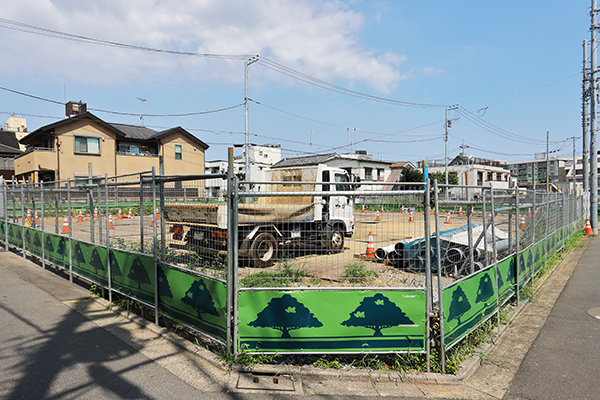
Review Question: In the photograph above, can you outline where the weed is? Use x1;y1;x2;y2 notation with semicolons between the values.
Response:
240;261;308;288
312;356;343;369
341;262;378;284
218;344;279;368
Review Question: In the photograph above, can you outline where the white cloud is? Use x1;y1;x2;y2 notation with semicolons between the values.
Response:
1;0;405;93
422;66;445;76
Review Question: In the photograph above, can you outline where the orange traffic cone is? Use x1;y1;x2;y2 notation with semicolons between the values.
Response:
61;215;69;234
381;205;384;213
26;208;32;223
445;213;451;224
34;210;39;224
376;210;381;221
155;207;160;219
366;232;375;258
361;204;365;213
93;207;99;221
77;209;84;222
527;208;532;217
117;208;123;220
519;214;526;229
458;206;463;217
409;210;414;222
401;205;405;214
585;218;593;235
108;213;114;229
128;207;133;219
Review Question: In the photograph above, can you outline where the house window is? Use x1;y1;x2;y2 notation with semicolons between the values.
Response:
364;167;373;181
175;145;182;160
74;136;100;154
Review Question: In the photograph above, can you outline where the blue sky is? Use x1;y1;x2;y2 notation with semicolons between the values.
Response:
0;1;591;164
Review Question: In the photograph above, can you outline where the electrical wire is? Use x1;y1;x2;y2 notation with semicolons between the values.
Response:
0;18;252;60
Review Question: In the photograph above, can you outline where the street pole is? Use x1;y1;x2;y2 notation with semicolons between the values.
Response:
546;131;550;190
591;0;598;233
583;40;590;193
244;56;259;185
571;136;577;184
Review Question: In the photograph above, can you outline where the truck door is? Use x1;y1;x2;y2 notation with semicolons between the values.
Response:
331;172;353;231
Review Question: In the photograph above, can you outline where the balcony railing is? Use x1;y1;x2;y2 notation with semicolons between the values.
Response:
116;151;159;157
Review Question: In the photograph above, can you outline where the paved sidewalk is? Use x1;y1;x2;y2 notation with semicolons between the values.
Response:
504;235;600;400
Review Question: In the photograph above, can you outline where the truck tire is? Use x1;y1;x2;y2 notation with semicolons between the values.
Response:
249;232;278;268
327;227;345;254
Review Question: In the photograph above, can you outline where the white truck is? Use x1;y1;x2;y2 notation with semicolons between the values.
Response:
164;165;356;267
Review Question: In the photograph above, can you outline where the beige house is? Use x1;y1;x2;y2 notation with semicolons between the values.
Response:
14;112;208;183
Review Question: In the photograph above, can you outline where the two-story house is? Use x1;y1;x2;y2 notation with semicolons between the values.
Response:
14;110;208;183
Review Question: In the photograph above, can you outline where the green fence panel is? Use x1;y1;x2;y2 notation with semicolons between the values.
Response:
534;241;544;271
518;246;534;289
239;289;426;353
497;256;516;305
157;263;227;342
7;222;22;248
24;227;43;258
443;267;498;348
43;232;69;269
71;240;108;286
109;249;155;305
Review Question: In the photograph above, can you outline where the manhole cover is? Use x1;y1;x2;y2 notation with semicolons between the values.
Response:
237;372;295;392
586;307;600;320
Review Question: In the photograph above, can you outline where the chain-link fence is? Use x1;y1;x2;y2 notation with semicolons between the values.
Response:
0;169;587;371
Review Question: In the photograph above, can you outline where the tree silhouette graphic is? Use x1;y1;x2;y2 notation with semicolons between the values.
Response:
341;293;414;337
447;286;471;325
248;294;322;338
519;254;526;274
45;235;54;253
33;232;41;248
109;251;122;277
89;248;106;275
127;257;151;289
527;251;533;271
73;243;86;267
181;279;218;320
476;274;494;303
25;230;32;247
158;268;173;298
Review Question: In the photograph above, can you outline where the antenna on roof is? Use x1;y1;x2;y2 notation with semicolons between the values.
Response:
137;97;147;126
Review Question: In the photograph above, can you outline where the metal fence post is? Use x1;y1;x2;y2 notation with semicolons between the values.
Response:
67;178;73;283
490;187;500;332
41;182;45;269
105;174;112;304
3;182;8;251
226;147;235;354
152;167;159;326
140;172;144;254
20;184;25;258
514;183;520;303
433;180;445;372
424;178;432;372
532;185;536;279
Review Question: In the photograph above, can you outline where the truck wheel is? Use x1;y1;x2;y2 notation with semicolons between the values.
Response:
327;227;345;254
249;232;278;268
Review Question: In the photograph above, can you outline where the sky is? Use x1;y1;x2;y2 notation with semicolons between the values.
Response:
0;0;592;165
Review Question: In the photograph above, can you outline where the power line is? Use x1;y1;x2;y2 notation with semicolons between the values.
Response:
0;18;252;60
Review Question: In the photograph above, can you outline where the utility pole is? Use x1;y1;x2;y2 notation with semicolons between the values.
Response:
591;0;598;233
244;55;259;185
546;131;550;189
444;105;459;188
583;40;590;193
570;136;578;183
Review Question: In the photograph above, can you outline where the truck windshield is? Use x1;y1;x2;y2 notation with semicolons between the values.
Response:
335;174;351;191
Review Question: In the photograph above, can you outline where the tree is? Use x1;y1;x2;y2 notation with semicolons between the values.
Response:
248;294;322;338
181;279;218;319
341;293;414;337
447;286;471;325
476;273;494;303
429;171;458;185
127;257;151;289
399;167;424;190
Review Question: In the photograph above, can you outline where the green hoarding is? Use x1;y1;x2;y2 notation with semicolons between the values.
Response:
109;249;155;305
43;232;69;269
158;263;227;342
443;267;498;348
239;290;426;353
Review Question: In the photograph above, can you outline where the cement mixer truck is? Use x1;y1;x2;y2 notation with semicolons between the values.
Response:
164;165;357;267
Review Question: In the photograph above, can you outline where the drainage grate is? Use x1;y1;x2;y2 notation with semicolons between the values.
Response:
237;372;295;391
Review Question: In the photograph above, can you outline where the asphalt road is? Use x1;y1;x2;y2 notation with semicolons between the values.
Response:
504;236;600;399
